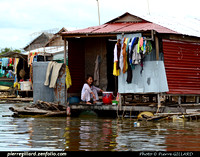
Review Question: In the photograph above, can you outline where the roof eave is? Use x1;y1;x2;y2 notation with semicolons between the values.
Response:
61;30;157;39
62;32;117;39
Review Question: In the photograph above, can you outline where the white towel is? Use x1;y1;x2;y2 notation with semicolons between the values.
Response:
44;61;56;86
49;63;63;88
44;61;63;88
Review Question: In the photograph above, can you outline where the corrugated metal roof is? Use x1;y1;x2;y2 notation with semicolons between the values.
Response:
116;22;177;34
62;12;179;37
163;39;200;94
23;46;65;55
62;22;178;36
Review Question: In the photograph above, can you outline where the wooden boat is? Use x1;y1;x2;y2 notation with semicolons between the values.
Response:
9;100;66;117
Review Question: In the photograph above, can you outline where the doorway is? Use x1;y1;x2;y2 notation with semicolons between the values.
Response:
106;39;118;94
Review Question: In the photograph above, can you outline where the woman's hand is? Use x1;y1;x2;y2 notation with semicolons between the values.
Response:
91;92;96;100
100;89;104;92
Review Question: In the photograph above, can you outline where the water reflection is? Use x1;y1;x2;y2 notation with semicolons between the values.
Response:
1;104;200;151
64;117;116;151
0;103;66;151
165;121;200;151
63;118;200;151
64;118;166;151
0;116;66;151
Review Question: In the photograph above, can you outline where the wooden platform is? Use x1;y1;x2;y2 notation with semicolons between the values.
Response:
70;104;159;112
0;97;33;102
69;103;193;117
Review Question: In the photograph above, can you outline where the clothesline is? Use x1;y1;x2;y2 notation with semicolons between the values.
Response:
113;36;153;84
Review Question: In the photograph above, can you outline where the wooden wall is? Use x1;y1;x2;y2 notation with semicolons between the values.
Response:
67;37;108;95
85;38;107;90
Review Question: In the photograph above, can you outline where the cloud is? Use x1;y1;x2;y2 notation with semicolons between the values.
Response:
0;0;200;49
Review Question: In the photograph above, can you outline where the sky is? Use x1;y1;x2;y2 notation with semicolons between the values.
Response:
0;0;200;50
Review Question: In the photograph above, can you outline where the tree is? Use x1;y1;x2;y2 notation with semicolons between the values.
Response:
0;47;21;55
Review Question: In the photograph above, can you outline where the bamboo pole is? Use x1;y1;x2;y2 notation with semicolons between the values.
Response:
96;0;100;25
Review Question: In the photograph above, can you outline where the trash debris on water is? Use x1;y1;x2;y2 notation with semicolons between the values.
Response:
172;115;185;122
134;122;140;127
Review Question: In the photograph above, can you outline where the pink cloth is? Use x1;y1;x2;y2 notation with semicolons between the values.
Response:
139;37;143;47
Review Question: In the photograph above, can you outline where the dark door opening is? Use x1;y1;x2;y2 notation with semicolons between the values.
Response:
106;39;118;94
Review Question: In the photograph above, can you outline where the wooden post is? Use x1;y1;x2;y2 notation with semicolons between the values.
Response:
64;38;67;107
178;96;181;105
149;95;153;102
169;96;172;102
43;47;46;61
119;93;122;110
64;38;67;65
157;93;161;107
155;35;159;61
196;96;199;104
156;93;161;113
183;96;187;103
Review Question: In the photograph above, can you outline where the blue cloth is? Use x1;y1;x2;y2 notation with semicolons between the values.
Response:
2;58;8;68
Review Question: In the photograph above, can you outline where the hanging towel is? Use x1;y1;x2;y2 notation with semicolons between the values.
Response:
129;37;138;66
132;44;141;64
139;37;144;47
66;65;72;89
94;55;100;86
126;38;133;83
122;38;128;73
119;38;125;72
113;44;118;62
14;58;19;74
2;58;9;68
49;63;63;88
44;61;56;86
146;41;152;54
116;39;121;70
113;62;120;76
143;38;147;54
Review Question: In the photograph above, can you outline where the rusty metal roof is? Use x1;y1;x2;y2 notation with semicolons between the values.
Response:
62;22;178;36
62;12;179;37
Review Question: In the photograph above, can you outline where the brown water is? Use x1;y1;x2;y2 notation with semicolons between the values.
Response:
1;103;200;151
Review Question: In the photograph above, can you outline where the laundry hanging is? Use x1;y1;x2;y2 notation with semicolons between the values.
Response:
113;35;153;83
44;61;63;88
66;65;72;89
122;38;128;73
28;52;39;66
94;55;101;86
113;39;121;76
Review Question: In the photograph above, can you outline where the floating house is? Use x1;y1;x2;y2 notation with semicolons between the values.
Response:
61;12;200;115
44;27;68;62
25;28;68;106
24;32;54;51
0;52;29;88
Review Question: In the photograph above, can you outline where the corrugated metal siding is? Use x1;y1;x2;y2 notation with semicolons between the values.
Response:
33;62;54;103
54;65;66;105
33;62;66;106
163;39;200;94
67;39;85;93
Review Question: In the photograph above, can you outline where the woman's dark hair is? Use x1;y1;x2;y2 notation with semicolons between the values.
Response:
86;74;93;81
85;74;94;86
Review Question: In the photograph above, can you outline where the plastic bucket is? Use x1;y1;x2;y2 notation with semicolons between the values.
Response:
68;96;80;104
19;81;32;91
102;92;113;104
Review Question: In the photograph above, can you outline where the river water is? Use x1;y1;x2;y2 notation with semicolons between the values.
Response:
0;103;200;151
